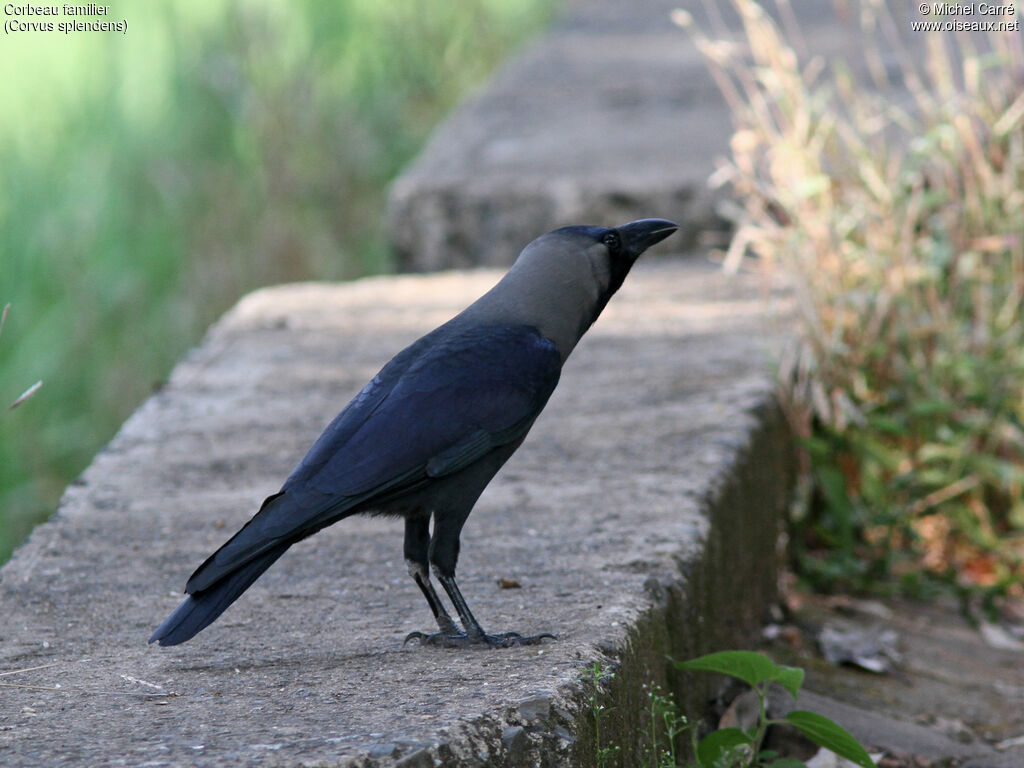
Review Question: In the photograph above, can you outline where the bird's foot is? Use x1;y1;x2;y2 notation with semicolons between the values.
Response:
404;630;555;649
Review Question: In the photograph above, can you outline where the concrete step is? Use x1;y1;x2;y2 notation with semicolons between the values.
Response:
385;0;891;271
387;0;732;270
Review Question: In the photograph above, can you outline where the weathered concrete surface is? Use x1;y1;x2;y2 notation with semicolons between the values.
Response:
0;259;792;766
386;0;900;271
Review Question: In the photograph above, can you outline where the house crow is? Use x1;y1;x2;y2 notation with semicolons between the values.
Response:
150;217;678;648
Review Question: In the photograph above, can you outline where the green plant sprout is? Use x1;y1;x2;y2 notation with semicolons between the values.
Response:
674;651;874;768
586;660;622;768
644;684;687;768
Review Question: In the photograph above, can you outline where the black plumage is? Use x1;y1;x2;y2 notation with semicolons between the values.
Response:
150;218;677;648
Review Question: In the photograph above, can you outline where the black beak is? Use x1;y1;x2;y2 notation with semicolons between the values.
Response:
617;218;679;257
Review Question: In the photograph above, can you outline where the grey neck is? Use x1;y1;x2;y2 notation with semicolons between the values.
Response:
461;248;605;361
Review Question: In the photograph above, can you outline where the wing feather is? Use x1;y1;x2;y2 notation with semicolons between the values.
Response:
185;323;561;592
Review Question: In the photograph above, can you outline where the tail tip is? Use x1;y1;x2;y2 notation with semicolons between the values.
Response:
148;594;197;647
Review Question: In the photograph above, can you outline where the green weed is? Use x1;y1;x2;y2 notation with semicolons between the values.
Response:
586;660;622;768
643;684;687;768
674;651;874;768
584;652;872;767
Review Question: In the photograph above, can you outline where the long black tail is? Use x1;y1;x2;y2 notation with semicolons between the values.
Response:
149;541;291;646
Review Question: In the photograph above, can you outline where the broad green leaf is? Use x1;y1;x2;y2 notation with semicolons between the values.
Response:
675;651;804;698
771;664;805;700
785;710;874;768
675;651;777;689
695;728;752;766
765;759;808;768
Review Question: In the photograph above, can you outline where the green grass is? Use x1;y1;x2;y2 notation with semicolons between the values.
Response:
0;0;553;564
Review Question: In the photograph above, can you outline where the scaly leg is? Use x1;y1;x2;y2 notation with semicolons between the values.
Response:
402;516;459;639
407;512;554;648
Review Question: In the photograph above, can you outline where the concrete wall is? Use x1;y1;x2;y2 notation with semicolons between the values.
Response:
0;0;805;765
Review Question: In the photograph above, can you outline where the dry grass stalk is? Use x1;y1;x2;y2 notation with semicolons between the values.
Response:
679;1;1024;594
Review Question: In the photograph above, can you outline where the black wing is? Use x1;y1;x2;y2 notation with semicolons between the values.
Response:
186;322;561;593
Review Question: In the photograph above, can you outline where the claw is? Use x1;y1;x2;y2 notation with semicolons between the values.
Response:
495;632;555;647
404;630;556;649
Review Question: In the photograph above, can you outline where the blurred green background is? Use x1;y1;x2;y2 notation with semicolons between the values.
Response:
0;0;552;564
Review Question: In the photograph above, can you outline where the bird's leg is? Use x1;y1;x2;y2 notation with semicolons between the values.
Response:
428;568;554;648
434;567;486;640
408;515;554;649
407;561;460;636
402;516;460;642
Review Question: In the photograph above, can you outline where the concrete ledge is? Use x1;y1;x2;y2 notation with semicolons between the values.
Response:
0;259;792;766
386;0;734;270
385;0;899;272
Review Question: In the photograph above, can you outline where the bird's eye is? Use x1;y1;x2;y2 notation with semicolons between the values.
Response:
602;232;620;253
